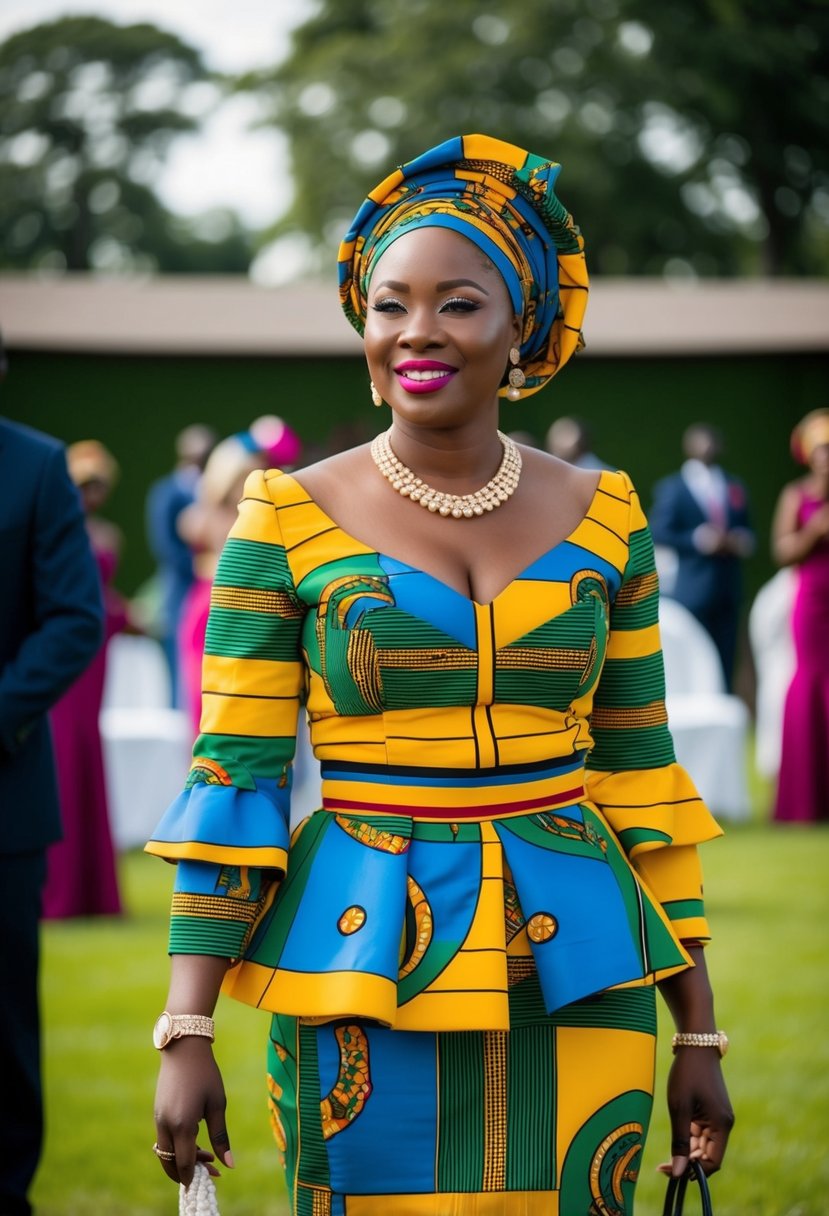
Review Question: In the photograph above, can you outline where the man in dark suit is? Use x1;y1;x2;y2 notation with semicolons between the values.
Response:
650;422;754;691
0;364;103;1212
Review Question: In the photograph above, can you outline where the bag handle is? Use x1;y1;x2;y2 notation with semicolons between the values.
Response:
662;1160;714;1216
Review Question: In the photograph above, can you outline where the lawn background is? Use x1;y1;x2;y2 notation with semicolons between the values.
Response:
33;801;829;1214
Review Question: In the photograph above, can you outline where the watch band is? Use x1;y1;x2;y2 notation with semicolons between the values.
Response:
153;1011;215;1050
671;1030;728;1057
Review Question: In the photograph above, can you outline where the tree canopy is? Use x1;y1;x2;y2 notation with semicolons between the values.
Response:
257;0;829;277
0;16;254;273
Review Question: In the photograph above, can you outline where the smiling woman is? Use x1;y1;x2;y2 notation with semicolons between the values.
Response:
146;134;733;1215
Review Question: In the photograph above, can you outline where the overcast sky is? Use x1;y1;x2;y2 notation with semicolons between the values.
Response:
0;0;312;227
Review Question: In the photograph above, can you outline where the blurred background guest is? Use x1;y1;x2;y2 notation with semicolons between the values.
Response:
545;414;610;469
145;424;217;707
43;440;128;919
650;423;754;691
771;409;829;823
176;420;302;734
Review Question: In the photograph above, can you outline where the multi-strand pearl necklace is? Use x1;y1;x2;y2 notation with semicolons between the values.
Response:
370;429;522;519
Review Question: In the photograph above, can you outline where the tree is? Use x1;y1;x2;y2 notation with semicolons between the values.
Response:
0;17;255;273
252;0;829;277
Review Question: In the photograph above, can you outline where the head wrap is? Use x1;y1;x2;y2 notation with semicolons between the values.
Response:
791;409;829;465
338;134;588;399
66;439;119;490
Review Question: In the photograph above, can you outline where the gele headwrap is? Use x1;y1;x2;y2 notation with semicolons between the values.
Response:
337;133;589;399
791;409;829;465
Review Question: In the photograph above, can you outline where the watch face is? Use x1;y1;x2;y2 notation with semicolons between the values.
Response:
153;1012;173;1050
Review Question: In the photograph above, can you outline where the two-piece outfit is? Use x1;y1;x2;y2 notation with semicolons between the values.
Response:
147;465;720;1214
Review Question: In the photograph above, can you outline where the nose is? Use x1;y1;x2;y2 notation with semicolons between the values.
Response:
397;305;444;351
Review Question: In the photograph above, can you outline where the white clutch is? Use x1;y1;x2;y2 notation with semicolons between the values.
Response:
179;1162;220;1216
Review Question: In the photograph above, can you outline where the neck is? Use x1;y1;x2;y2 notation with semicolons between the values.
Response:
388;418;504;487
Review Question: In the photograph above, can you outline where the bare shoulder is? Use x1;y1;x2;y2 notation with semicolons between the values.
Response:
518;445;607;513
286;445;370;496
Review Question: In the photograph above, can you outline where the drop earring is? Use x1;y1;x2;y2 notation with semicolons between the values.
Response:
507;348;525;401
370;381;383;407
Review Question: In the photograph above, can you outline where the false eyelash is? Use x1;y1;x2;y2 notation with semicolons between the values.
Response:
372;297;405;312
440;297;479;312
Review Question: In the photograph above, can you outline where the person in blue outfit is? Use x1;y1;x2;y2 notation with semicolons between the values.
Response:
145;424;217;706
650;422;754;690
0;366;104;1212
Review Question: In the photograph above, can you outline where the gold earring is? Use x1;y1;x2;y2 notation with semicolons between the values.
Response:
507;348;525;401
370;381;383;408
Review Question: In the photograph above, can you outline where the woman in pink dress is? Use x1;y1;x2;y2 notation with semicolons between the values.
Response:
43;441;126;917
772;409;829;822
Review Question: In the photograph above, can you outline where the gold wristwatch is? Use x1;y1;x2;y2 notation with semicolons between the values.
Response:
671;1030;729;1058
153;1011;215;1050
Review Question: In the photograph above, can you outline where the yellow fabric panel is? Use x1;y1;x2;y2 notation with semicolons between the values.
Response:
605;622;661;660
200;689;300;739
568;516;628;573
585;765;722;852
393;989;510;1032
368;165;404;204
554;1024;656;1185
145;841;288;870
222;963;398;1024
201;653;299;699
668;915;710;943
464;133;528;170
345;1189;558;1214
492;582;573;648
634;844;704;907
229;472;281;543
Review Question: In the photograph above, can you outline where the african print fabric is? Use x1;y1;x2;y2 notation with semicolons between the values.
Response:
146;465;722;1210
269;985;657;1215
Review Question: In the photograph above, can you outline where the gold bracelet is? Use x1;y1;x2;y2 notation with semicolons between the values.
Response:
671;1030;728;1058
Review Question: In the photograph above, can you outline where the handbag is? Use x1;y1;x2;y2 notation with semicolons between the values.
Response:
662;1160;714;1216
179;1162;220;1216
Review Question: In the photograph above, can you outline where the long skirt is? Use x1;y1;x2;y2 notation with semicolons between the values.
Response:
267;981;656;1215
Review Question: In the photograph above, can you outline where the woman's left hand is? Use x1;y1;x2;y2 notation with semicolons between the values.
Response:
658;1048;734;1177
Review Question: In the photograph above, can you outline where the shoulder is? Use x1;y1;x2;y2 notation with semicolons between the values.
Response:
0;417;64;463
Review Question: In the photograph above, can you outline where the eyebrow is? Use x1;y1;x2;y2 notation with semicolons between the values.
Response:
373;278;490;296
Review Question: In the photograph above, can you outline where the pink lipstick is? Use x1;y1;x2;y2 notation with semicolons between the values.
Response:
394;359;458;395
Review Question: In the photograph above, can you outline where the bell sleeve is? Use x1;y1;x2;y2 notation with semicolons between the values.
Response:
584;472;723;945
145;469;306;959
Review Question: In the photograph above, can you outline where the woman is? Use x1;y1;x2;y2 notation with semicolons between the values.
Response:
44;440;126;918
148;135;733;1213
771;408;829;823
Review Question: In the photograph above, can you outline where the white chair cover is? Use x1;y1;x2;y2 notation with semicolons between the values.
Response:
748;569;796;779
658;596;751;820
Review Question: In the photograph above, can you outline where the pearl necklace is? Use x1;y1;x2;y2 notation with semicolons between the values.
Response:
370;429;522;518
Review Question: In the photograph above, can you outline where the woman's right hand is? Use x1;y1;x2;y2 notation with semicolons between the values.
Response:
153;1037;233;1188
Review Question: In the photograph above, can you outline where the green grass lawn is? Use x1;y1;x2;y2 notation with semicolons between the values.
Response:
33;820;829;1215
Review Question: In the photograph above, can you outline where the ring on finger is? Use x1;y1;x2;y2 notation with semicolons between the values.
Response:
153;1142;176;1161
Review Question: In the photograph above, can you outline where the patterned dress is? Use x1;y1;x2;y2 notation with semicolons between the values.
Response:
147;467;721;1215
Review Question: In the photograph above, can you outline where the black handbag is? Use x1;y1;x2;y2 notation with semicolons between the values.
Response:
662;1160;713;1216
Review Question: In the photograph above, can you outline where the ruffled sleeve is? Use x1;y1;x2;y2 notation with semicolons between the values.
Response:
585;471;722;944
145;469;306;959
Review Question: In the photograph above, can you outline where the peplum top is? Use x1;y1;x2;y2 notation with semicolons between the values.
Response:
146;466;722;1032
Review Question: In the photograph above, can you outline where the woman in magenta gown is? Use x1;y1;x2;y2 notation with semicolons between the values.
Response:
43;441;126;918
772;409;829;823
